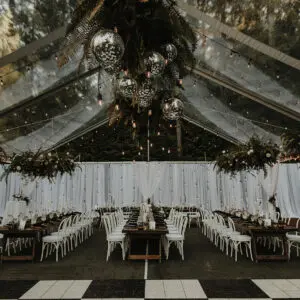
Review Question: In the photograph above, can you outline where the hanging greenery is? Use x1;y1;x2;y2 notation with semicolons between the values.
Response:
281;132;300;156
215;136;280;176
0;150;77;181
57;0;196;130
280;132;300;163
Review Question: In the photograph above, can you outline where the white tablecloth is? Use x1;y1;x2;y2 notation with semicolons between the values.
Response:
1;200;28;225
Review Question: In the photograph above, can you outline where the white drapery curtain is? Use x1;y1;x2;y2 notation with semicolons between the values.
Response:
0;162;299;217
135;162;166;201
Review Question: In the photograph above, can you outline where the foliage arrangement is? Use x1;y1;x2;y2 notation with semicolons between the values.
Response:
0;150;77;181
215;136;280;176
58;0;197;130
280;133;300;163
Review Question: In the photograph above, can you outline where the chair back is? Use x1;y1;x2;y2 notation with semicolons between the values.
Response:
102;216;110;237
296;218;300;229
228;217;236;232
180;216;188;236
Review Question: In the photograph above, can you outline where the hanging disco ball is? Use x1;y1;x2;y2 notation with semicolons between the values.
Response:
117;77;137;98
161;43;177;63
104;60;122;75
137;80;156;108
143;52;165;77
90;29;125;69
162;98;184;120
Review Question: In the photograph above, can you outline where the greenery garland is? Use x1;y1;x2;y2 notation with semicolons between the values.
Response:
0;150;77;181
215;136;280;176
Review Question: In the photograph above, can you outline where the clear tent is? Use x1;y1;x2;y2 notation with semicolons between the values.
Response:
0;0;299;154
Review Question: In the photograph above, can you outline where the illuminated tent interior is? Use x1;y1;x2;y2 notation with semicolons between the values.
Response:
0;0;299;158
1;1;300;280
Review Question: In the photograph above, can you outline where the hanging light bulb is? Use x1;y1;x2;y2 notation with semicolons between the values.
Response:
157;131;161;136
0;78;4;86
132;122;137;128
138;152;141;156
247;59;251;68
148;110;152;116
140;146;143;150
150;143;153;147
168;149;171;154
97;93;103;106
229;51;233;58
146;71;151;78
115;104;120;111
122;151;125;155
162;147;165;151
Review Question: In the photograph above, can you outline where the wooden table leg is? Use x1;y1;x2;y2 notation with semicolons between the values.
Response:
32;238;36;262
159;238;161;263
252;235;258;263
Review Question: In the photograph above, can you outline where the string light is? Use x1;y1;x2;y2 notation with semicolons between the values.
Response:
97;93;103;106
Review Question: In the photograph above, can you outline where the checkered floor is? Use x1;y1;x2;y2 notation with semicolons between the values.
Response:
1;279;300;299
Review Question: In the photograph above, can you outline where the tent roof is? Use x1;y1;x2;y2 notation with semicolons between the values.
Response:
0;0;299;154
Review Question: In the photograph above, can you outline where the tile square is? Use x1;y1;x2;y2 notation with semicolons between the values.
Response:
252;280;289;298
181;279;207;299
83;280;145;298
163;280;185;299
0;280;38;299
62;280;92;299
42;280;74;299
145;280;165;299
20;281;56;299
271;280;300;291
288;280;300;289
200;280;268;298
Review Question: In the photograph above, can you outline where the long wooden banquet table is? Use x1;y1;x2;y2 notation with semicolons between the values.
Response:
0;215;74;262
215;211;298;262
122;209;168;262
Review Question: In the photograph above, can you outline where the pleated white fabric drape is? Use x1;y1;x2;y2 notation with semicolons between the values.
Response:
0;162;299;217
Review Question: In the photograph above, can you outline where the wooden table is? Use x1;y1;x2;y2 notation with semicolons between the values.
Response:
237;223;297;262
0;228;43;261
215;211;298;262
122;212;168;262
0;219;63;262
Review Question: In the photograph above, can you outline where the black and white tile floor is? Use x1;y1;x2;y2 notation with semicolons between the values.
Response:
2;279;300;299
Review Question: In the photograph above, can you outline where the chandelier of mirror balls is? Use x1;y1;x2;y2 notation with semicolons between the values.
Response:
162;98;184;120
91;29;125;70
137;79;156;108
91;29;183;119
117;77;137;98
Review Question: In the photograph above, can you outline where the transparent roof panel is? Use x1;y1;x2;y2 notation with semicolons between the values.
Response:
0;1;299;153
186;0;300;58
0;70;112;153
0;0;76;50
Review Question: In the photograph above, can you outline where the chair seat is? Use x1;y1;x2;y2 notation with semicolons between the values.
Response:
166;234;184;241
43;235;64;243
221;230;241;236
107;234;126;242
230;234;251;242
287;234;300;242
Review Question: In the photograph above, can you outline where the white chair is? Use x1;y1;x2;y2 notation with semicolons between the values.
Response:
227;217;253;262
40;218;67;262
164;216;188;260
188;211;200;228
103;215;127;261
286;218;300;259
